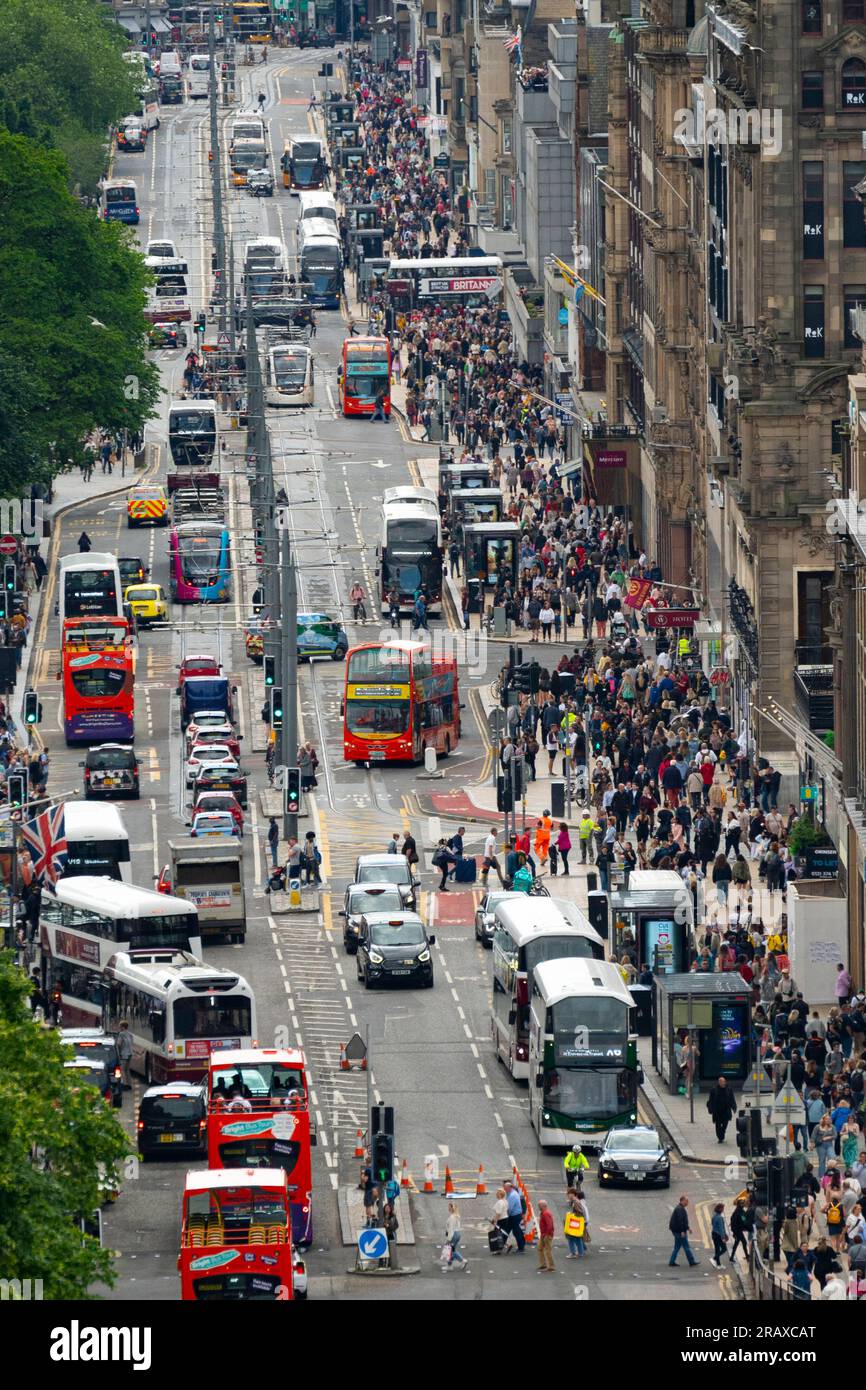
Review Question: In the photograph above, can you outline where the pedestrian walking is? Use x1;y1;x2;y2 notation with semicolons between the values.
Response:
706;1075;737;1143
442;1202;469;1271
536;1199;555;1272
564;1190;588;1258
504;1180;526;1252
710;1202;728;1268
267;816;280;869
555;822;571;875
668;1194;700;1267
115;1020;133;1090
728;1197;753;1263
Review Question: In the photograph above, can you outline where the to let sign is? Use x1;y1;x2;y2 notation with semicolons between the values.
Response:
644;608;701;630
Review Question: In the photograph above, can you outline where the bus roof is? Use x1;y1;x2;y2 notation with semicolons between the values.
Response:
383;486;438;508
532;957;635;1008
493;896;603;948
64;803;129;843
184;1168;288;1194
105;951;245;994
102;177;137;191
48;876;196;919
383;502;440;521
388;255;502;272
350;639;429;656
169;399;217;415
59;552;119;570
208;1048;306;1070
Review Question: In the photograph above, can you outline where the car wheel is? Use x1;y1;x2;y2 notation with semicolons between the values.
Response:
132;787;141;800
424;976;434;988
333;646;347;661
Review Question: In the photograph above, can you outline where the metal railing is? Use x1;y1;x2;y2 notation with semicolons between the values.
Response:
750;1242;810;1301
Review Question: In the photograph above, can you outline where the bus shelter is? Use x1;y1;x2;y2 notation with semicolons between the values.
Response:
440;461;491;498
608;869;694;975
449;488;502;523
462;522;520;607
350;227;384;272
652;972;752;1095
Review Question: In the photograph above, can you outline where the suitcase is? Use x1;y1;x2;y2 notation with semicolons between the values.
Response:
488;1227;507;1254
454;856;477;884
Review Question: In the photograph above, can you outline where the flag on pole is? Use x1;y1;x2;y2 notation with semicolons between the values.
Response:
503;26;522;54
624;578;653;611
22;803;67;884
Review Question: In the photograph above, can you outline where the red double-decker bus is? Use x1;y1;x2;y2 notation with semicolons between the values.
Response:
339;336;391;417
61;618;135;745
343;640;461;764
206;1049;314;1248
179;1169;307;1301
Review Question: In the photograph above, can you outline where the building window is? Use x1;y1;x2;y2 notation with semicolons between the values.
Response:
801;71;824;109
843;0;865;19
454;76;465;123
484;169;495;206
842;58;866;108
708;373;726;426
501;174;513;228
843;162;866;247
501;119;512;154
804;286;825;358
802;0;822;32
424;10;437;26
803;161;825;260
831;419;844;456
797;571;831;661
844;287;866;348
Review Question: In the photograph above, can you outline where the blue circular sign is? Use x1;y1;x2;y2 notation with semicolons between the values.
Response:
357;1228;388;1260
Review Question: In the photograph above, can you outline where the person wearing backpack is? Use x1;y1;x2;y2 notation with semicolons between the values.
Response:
824;1185;846;1254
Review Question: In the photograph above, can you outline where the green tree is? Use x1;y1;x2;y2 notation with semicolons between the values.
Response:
0;954;131;1296
0;130;160;494
0;0;139;192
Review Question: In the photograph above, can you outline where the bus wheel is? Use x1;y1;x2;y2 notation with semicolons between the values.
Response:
442;736;451;759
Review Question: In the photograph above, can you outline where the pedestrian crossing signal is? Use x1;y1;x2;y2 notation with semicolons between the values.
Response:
284;767;300;817
269;687;283;728
24;690;40;726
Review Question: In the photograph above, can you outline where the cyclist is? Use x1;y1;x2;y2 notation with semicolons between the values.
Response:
386;584;400;628
511;857;534;894
349;581;367;621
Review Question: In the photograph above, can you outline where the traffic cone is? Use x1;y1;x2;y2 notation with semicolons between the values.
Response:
400;1158;411;1190
475;1164;487;1196
354;1129;365;1159
523;1196;537;1244
339;1043;349;1072
443;1165;454;1195
422;1159;435;1193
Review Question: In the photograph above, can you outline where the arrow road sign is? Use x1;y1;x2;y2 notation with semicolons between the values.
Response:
357;1228;388;1260
344;1032;368;1064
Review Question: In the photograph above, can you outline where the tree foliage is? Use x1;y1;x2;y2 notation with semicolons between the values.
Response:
0;130;160;494
0;954;131;1296
0;0;139;192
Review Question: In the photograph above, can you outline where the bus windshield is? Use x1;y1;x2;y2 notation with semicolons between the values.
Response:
543;1067;635;1120
273;350;308;387
524;935;598;973
173;997;252;1039
211;1062;306;1101
386;517;438;546
170;410;215;435
71;668;128;699
347;648;411;682
293;141;321;162
345;697;409;736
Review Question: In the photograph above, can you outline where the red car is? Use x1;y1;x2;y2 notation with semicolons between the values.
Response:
185;727;242;760
192;790;245;834
177;654;223;686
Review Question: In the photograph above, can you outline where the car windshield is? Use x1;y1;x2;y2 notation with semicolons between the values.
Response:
63;1038;117;1066
358;862;408;887
369;920;425;947
69;1064;107;1090
141;1094;203;1121
609;1132;660;1152
349;887;403;914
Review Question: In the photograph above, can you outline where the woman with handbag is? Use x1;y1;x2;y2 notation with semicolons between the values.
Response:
442;1203;469;1273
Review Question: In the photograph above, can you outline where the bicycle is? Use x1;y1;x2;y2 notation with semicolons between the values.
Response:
351;596;367;622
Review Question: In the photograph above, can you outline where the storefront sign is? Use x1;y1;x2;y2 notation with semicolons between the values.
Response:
644;608;700;630
593;449;626;469
805;844;839;879
415;48;428;87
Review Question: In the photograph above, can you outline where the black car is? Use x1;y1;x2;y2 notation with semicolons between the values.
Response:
137;1083;208;1160
597;1126;671;1188
340;882;405;953
356;911;435;989
82;743;140;799
118;556;149;587
60;1029;123;1107
148;321;187;350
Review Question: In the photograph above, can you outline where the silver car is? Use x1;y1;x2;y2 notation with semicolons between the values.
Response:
597;1126;671;1188
473;890;522;947
340;882;405;954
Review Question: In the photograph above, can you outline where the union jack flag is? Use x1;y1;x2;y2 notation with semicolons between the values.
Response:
503;28;522;54
22;804;67;884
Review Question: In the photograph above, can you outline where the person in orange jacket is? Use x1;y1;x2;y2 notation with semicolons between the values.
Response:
534;812;552;864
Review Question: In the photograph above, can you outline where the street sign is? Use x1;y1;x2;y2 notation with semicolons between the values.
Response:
770;1083;806;1125
554;392;574;423
344;1032;368;1065
217;332;230;347
0;536;17;556
357;1227;388;1260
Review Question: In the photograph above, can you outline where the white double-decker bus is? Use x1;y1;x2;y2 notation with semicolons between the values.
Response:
187;53;210;99
103;950;256;1084
144;256;191;323
58;553;123;627
40;877;201;1027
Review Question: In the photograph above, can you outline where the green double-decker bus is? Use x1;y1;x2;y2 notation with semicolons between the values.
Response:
528;957;639;1149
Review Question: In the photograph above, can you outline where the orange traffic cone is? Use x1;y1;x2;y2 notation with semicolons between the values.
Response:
400;1158;411;1189
339;1043;349;1071
475;1164;487;1196
523;1196;537;1244
354;1129;365;1159
443;1165;454;1195
422;1159;436;1193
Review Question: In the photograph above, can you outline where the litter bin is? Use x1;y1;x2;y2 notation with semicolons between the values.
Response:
630;983;653;1037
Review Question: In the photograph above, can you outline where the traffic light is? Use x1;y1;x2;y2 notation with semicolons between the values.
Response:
263;654;276;687
591;728;604;756
195;310;206;335
511;758;524;799
4;563;15;595
284;766;300;817
7;773;26;807
269;686;283;728
371;1132;394;1185
23;689;40;726
736;1107;762;1158
753;1156;784;1209
512;661;540;697
496;775;513;812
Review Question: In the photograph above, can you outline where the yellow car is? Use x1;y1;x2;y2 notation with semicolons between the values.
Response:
123;583;168;627
127;485;168;528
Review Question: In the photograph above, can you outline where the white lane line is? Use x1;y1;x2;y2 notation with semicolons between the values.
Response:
484;1084;494;1100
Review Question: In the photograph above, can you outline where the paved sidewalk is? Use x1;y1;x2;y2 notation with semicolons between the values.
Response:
638;1040;731;1164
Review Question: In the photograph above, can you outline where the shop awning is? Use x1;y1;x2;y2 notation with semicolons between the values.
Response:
117;17;141;35
151;17;171;33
